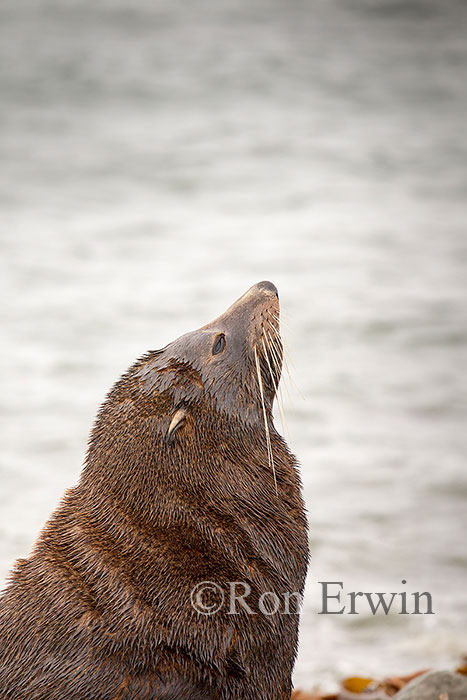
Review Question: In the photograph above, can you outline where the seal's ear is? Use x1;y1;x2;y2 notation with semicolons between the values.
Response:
167;408;188;445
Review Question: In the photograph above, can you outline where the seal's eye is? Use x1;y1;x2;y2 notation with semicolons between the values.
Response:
212;333;226;355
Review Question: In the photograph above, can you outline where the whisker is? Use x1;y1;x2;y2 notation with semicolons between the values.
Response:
266;312;301;405
266;331;293;412
254;345;277;495
266;329;294;404
261;337;288;437
268;321;283;344
268;323;304;401
265;329;283;375
270;313;291;331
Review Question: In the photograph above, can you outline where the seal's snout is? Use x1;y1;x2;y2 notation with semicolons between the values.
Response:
195;281;282;411
254;280;279;299
216;281;279;320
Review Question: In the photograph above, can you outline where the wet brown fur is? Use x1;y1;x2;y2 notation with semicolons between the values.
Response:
0;282;309;700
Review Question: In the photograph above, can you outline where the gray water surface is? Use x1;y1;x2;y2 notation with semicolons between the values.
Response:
1;0;466;691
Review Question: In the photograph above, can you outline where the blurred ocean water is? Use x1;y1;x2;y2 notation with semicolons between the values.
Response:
1;0;466;690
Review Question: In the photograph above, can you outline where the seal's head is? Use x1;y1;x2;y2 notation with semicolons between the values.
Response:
87;281;284;491
136;280;282;425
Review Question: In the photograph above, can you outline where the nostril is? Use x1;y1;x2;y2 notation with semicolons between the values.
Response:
255;281;279;299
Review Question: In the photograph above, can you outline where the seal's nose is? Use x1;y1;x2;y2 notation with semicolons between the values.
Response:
254;280;279;299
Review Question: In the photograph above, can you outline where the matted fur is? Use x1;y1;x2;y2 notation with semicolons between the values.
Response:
0;281;309;700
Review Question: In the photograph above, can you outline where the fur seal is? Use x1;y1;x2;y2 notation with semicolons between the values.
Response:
0;281;309;700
